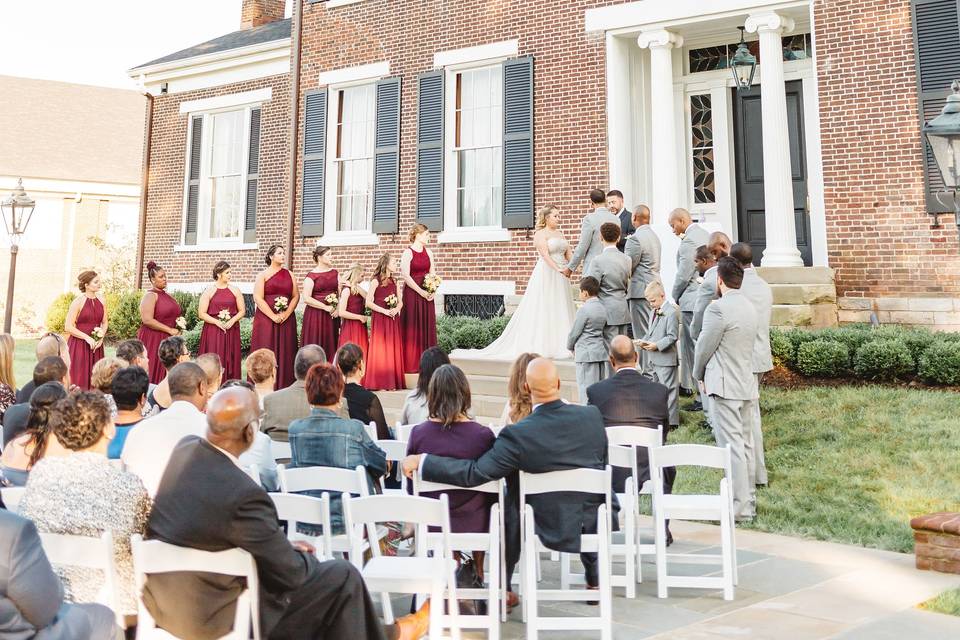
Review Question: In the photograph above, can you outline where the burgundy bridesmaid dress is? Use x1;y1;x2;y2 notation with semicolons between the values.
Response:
198;287;242;381
250;269;299;389
337;287;369;361
137;289;181;384
365;279;405;391
400;247;437;373
300;269;340;359
67;297;105;390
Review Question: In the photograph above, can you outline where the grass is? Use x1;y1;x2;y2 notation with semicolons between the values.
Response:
13;338;115;388
920;588;960;616
670;386;960;554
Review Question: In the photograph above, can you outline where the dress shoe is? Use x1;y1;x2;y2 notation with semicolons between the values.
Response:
505;591;520;614
679;387;695;397
689;400;703;412
395;600;430;640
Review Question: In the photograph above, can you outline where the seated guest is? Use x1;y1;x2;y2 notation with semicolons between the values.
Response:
0;382;68;487
16;332;71;404
0;509;120;638
122;362;208;497
0;334;17;420
19;391;151;621
144;387;423;640
107;367;149;460
403;358;613;595
144;336;190;416
500;352;540;425
115;338;150;374
261;344;338;442
401;347;450;426
3;356;70;447
90;357;125;416
337;343;389;439
195;353;224;404
220;379;279;492
245;348;277;408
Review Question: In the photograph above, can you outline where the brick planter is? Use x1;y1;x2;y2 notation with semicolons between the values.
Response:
910;512;960;574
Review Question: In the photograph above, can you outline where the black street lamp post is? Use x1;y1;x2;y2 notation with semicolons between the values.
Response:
0;180;36;333
922;81;960;247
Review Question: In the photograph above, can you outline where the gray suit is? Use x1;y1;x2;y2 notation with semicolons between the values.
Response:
642;300;680;427
673;223;710;390
692;289;759;519
624;225;662;341
0;510;119;640
587;247;632;377
568;207;622;274
739;268;774;486
262;380;348;442
567;297;609;402
691;265;718;340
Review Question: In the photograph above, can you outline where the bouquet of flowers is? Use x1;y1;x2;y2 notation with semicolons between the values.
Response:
324;293;339;312
274;296;289;313
218;309;232;325
176;316;187;331
90;326;104;342
422;273;442;294
384;294;399;310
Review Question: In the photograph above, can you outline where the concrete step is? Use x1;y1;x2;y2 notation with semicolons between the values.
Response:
770;283;837;305
756;266;835;285
450;355;578;382
772;303;838;328
378;390;508;418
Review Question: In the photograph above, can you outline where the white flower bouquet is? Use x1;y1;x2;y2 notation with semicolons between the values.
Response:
175;316;187;331
422;273;442;294
274;296;289;313
217;309;232;323
90;326;104;342
384;294;399;310
324;293;339;312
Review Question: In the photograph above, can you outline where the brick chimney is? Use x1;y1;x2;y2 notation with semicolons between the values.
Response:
240;0;285;29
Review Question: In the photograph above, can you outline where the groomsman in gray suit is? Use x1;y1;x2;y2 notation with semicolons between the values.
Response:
693;257;759;520
587;223;632;377
669;208;710;393
638;281;681;429
565;189;621;276
731;242;773;487
691;232;732;340
624;205;661;343
567;276;609;402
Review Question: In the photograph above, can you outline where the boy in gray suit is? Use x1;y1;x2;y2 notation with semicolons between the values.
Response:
567;276;609;402
638;280;680;429
565;189;622;276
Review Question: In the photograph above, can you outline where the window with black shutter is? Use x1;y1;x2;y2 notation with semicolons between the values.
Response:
301;90;327;237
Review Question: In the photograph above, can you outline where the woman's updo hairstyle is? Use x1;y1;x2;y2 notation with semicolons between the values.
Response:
77;270;97;293
408;223;429;244
50;391;111;452
25;381;69;467
146;261;162;282
212;260;230;280
535;206;559;231
312;245;330;263
335;342;364;378
158;335;187;370
264;245;283;266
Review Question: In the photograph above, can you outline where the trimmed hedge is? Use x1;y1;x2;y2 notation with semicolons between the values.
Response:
435;314;511;354
108;291;143;340
853;339;914;381
45;293;76;333
919;342;960;385
795;340;849;377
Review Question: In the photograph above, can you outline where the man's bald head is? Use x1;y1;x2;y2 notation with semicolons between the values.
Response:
524;357;561;404
609;335;638;367
206;387;260;457
632;205;650;227
707;231;732;260
668;208;692;236
37;333;69;366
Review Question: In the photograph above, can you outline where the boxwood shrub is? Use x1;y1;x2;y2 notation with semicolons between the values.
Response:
853;339;914;381
918;341;960;385
795;339;849;377
107;291;144;340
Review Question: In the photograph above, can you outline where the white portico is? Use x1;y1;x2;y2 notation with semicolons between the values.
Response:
588;0;830;298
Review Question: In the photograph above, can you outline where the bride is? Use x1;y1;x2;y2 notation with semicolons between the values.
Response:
454;205;577;360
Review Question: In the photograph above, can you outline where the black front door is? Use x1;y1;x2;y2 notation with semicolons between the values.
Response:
732;80;812;266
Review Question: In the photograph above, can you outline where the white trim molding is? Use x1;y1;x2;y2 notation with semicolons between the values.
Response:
437;227;513;244
170;281;255;295
318;61;390;87
325;0;364;7
179;88;272;114
174;242;260;253
0;176;139;199
585;0;810;33
314;232;380;247
437;280;516;297
433;40;518;69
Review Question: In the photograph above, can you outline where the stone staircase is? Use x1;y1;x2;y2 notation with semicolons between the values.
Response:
758;266;838;328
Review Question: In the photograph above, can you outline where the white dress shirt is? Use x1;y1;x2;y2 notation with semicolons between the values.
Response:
121;400;207;497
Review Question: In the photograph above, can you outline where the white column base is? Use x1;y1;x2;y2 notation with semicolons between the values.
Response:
760;246;804;268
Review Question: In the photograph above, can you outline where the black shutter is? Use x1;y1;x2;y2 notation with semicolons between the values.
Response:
416;71;444;231
184;115;202;245
373;77;401;234
301;90;327;237
244;107;261;244
912;0;960;213
502;56;534;229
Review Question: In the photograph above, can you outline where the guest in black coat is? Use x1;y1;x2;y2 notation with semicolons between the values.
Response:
144;386;427;640
403;357;613;591
14;333;70;405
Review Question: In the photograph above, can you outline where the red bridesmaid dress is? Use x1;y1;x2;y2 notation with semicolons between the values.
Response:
250;269;299;389
198;287;242;382
67;297;105;390
400;247;437;373
137;289;181;384
365;278;405;391
337;287;369;361
300;269;340;359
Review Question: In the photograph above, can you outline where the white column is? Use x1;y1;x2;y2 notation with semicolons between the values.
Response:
637;29;683;223
606;33;633;202
746;11;804;267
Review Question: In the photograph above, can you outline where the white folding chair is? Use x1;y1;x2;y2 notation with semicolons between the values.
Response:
486;423;505;438
519;467;613;639
415;468;506;637
39;531;124;628
270;439;291;462
269;492;333;560
650;443;737;600
243;464;262;487
131;534;260;640
343;494;461;640
365;421;378;441
375;438;409;493
606;424;664;590
394;422;416;443
1;486;25;512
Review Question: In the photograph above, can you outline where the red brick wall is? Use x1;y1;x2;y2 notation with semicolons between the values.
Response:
815;0;960;298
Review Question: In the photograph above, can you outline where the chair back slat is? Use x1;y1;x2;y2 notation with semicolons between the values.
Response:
1;487;25;512
395;423;416;443
365;421;378;441
376;439;407;460
519;467;610;496
39;531;114;569
270;440;292;462
269;492;328;526
606;425;662;449
277;464;368;496
243;464;261;487
414;466;503;496
347;494;447;528
651;443;730;471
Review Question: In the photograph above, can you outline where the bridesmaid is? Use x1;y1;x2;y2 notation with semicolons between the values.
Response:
65;271;107;390
364;253;405;391
300;245;340;358
250;245;299;389
336;263;369;361
197;261;246;381
137;261;182;384
399;224;438;373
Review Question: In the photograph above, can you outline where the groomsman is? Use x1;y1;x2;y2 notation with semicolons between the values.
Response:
668;208;710;393
693;257;759;520
587;223;632;377
730;242;773;487
691;232;732;340
638;281;681;430
606;190;634;252
624;205;661;343
567;276;609;403
565;189;621;276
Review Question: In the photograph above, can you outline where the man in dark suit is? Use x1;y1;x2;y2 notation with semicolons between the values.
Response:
15;333;70;404
402;358;612;592
586;336;676;543
606;190;635;252
3;357;69;446
145;387;426;640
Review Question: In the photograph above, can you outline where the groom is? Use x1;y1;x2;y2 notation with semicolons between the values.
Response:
565;189;621;277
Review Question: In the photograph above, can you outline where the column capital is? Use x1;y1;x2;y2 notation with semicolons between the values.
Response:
745;11;795;35
637;29;684;50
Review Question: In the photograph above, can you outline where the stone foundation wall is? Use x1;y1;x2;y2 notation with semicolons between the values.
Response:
838;297;960;331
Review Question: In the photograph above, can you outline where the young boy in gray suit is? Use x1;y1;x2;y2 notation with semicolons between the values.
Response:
567;276;609;403
638;280;680;428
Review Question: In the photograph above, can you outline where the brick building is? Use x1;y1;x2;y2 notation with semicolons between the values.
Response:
129;0;960;329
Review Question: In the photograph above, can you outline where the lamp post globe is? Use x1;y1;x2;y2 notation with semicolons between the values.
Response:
0;179;36;334
731;26;757;93
922;81;960;244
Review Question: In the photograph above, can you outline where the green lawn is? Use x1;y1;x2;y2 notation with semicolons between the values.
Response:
13;338;115;388
920;588;960;616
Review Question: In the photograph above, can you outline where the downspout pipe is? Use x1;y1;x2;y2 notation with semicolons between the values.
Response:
135;92;154;291
285;0;304;268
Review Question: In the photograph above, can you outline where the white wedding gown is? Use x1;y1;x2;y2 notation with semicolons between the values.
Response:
453;236;577;360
